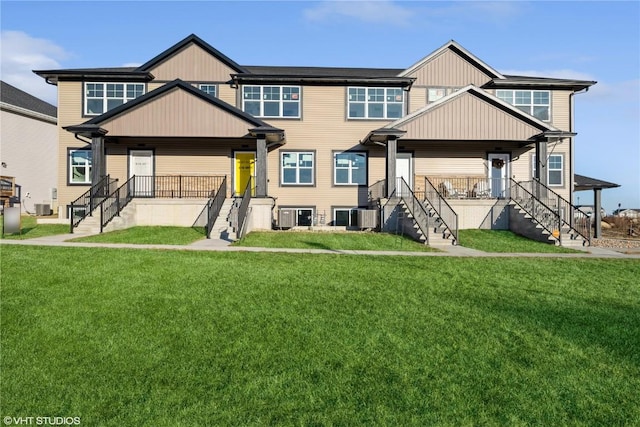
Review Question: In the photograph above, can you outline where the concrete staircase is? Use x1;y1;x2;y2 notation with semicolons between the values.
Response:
73;203;137;235
423;203;457;247
208;199;236;241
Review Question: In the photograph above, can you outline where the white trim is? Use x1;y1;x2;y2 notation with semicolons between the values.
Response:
242;85;301;118
0;102;56;124
84;82;145;116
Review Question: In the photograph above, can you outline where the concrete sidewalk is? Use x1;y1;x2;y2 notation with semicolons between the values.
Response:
1;232;639;259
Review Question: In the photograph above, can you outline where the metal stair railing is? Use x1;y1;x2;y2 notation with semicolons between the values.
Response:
235;178;253;240
98;175;136;233
423;177;459;244
525;179;591;245
392;177;431;245
367;179;387;203
205;176;227;239
510;178;562;243
69;175;118;233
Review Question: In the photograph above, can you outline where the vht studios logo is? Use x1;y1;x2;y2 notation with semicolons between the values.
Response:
3;416;81;426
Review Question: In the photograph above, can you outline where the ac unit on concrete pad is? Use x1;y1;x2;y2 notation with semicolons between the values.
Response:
278;209;297;228
357;209;378;229
35;204;51;216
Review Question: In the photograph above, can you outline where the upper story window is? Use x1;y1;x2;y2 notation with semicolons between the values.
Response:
348;87;404;119
84;82;145;116
199;84;217;97
243;85;300;118
496;90;550;121
427;87;460;103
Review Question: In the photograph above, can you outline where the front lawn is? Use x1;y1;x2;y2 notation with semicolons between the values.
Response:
0;215;69;239
69;226;206;245
458;229;582;253
1;245;638;426
233;231;437;251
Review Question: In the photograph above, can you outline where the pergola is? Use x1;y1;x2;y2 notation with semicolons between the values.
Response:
574;174;620;238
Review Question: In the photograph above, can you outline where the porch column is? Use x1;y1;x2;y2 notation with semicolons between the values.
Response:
534;140;548;199
593;188;602;238
386;137;398;198
255;136;267;198
91;135;106;184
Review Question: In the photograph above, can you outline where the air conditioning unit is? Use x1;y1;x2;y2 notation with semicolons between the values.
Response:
35;203;51;216
357;209;379;229
278;209;297;228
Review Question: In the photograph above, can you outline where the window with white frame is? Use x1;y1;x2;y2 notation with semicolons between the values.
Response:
348;87;404;119
84;82;145;115
69;149;92;184
496;90;550;121
532;154;563;186
334;208;358;227
334;152;367;185
281;152;314;185
199;84;217;97
242;85;300;118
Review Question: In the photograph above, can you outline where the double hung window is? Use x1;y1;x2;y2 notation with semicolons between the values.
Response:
243;85;300;118
532;154;563;186
199;84;217;97
334;152;367;185
84;82;145;115
348;87;404;119
69;149;92;184
496;90;550;121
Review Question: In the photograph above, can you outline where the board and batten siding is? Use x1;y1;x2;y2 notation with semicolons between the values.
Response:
145;43;238;82
405;49;494;88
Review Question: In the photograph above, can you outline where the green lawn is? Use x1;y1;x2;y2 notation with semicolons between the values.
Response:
234;231;437;251
0;215;69;239
458;229;582;253
1;245;638;426
69;226;206;245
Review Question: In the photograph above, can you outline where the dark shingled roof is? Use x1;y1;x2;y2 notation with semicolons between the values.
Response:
574;174;620;191
1;80;57;117
242;65;404;78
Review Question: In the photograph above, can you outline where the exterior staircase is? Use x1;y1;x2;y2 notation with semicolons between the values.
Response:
208;199;236;241
424;205;457;247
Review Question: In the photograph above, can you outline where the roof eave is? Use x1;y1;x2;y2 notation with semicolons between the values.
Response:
232;74;414;87
33;70;154;85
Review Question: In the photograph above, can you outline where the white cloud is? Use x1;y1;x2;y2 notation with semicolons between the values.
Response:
0;31;71;105
304;0;413;27
500;68;596;81
122;62;142;68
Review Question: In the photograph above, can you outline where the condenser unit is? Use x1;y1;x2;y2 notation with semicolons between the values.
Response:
357;209;378;229
278;209;297;228
35;203;51;216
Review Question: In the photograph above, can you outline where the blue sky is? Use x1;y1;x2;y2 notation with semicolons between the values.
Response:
1;0;638;212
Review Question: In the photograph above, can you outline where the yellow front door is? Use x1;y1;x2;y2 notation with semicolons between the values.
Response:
234;152;255;195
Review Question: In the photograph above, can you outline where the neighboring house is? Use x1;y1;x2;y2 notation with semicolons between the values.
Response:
35;35;596;244
0;81;57;214
613;209;640;218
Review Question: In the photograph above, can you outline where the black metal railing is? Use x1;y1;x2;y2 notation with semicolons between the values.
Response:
423;177;459;244
392;177;431;245
205;176;228;239
368;179;387;201
425;176;510;199
235;178;253;240
510;179;561;243
132;175;226;198
99;176;135;233
69;175;118;232
518;179;591;244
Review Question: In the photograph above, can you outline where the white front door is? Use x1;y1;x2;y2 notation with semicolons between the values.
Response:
396;153;412;196
129;150;154;197
488;153;510;198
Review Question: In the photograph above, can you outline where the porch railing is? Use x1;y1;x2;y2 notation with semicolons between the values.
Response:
392;177;431;245
368;179;387;201
99;176;136;233
518;179;591;244
69;175;118;232
235;178;253;240
132;175;226;198
205;176;227;239
510;178;561;243
424;177;459;244
424;176;509;199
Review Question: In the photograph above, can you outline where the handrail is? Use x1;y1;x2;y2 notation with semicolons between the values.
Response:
69;175;117;233
527;179;591;244
423;177;459;244
368;179;387;202
235;178;252;239
510;178;561;243
99;176;135;232
205;176;227;239
393;177;431;245
132;175;225;198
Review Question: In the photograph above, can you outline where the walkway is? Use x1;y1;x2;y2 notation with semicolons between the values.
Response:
1;233;639;259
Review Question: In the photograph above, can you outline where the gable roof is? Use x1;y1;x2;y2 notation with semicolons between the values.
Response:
1;80;57;118
81;79;267;128
398;40;505;79
487;75;596;91
136;34;247;74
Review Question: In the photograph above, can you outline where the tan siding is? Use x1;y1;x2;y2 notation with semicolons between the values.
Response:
406;49;493;88
400;93;543;140
408;88;426;113
147;44;237;82
147;82;165;92
551;90;570;130
100;88;253;137
218;84;237;106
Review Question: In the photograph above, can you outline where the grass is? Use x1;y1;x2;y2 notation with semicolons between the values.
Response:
459;229;582;253
0;215;69;239
1;245;639;426
69;226;206;245
233;231;438;251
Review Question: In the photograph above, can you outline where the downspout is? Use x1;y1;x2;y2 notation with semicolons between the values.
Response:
570;86;590;229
